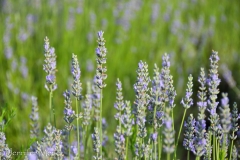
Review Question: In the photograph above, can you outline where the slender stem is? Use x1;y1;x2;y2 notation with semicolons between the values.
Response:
195;156;200;160
154;140;157;160
229;135;234;160
208;133;212;160
76;98;80;159
84;126;88;158
217;137;220;160
213;135;216;160
187;150;190;160
174;108;187;159
171;109;175;132
158;132;162;160
167;153;170;160
49;89;52;124
100;89;103;158
125;137;129;160
68;130;71;158
152;101;157;160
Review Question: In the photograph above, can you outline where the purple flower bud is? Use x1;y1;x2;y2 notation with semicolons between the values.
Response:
120;135;125;142
152;132;158;141
97;31;104;38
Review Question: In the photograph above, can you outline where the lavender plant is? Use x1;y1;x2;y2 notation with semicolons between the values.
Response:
95;31;107;158
114;78;125;159
183;114;195;160
219;93;231;159
207;50;220;160
175;74;193;159
133;60;150;159
0;131;11;159
229;102;239;160
197;68;207;120
43;37;57;126
71;53;83;159
63;90;75;158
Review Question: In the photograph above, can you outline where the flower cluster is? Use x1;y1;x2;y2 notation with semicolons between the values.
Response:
95;31;107;89
43;37;57;91
71;53;82;100
30;96;39;139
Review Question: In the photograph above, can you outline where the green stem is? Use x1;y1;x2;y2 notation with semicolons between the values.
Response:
125;137;129;160
100;89;103;159
174;108;187;159
49;89;52;124
154;140;157;160
84;126;88;158
158;132;162;160
229;135;234;160
171;109;175;132
187;150;190;160
213;135;216;160
68;130;71;158
76;98;80;159
208;133;212;160
167;153;170;160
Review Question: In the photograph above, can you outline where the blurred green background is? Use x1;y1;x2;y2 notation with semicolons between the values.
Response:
0;0;240;157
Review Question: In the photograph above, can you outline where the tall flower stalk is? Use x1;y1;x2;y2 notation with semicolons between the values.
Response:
133;61;150;159
63;90;75;158
229;102;239;160
197;68;207;120
219;93;231;160
175;74;193;159
183;114;195;160
122;101;133;160
95;31;107;159
71;53;83;159
207;50;220;160
114;78;125;159
43;37;57;126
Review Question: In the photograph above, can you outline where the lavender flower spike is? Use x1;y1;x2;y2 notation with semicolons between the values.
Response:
30;96;39;139
183;114;195;153
197;68;207;120
181;74;193;109
43;36;57;91
71;53;82;100
63;90;75;128
220;93;231;134
163;114;175;154
0;132;11;159
95;31;107;89
208;50;220;134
